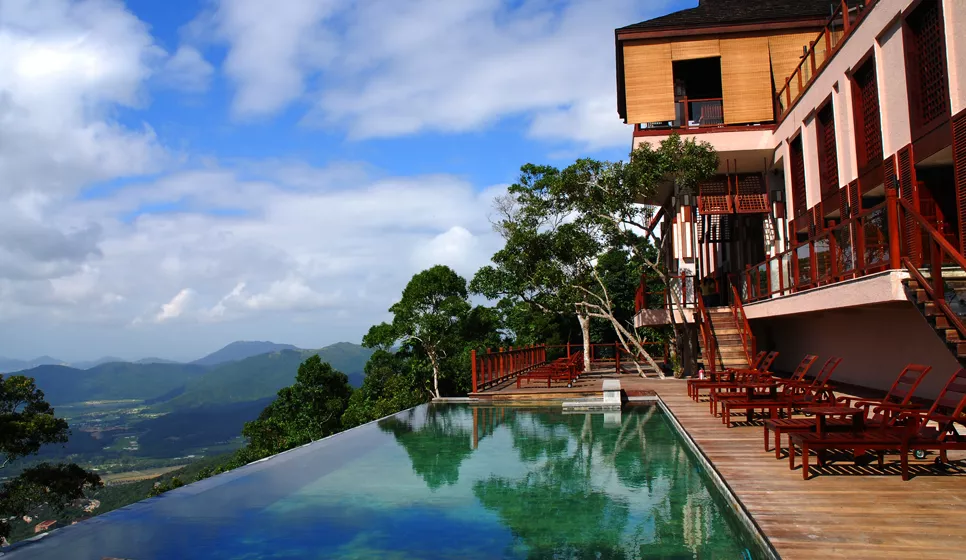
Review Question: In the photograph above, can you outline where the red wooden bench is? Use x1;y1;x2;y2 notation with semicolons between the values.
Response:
516;351;583;388
789;368;966;480
688;350;771;400
709;354;814;416
764;364;931;457
720;357;841;427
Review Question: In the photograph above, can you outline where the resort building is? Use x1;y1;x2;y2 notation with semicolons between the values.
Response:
620;0;966;397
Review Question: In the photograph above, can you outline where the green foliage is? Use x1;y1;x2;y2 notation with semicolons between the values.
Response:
239;355;353;461
0;374;102;539
378;407;474;490
341;350;426;429
158;344;373;410
148;476;185;497
364;265;476;398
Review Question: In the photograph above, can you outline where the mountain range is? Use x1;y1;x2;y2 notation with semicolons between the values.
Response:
0;340;308;374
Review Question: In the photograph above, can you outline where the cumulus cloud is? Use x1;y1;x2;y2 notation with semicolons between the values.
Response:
201;0;671;149
159;45;214;92
154;288;194;323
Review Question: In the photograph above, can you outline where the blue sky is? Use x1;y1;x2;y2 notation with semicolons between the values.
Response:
0;0;690;362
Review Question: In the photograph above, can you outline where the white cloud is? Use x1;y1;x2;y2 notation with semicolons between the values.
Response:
159;45;214;93
201;0;672;149
154;288;194;323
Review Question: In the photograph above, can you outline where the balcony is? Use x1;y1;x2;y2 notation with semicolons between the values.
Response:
775;0;874;120
635;98;724;133
634;273;697;327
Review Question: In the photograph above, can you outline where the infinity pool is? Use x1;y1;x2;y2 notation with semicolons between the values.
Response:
3;404;767;559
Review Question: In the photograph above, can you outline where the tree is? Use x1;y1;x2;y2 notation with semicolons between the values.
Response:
341;350;426;429
239;355;353;460
0;375;102;539
364;265;472;399
487;135;717;376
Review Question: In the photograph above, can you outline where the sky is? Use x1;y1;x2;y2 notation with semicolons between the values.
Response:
0;0;689;362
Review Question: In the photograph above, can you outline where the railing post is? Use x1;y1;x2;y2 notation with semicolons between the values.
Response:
829;232;839;282
841;0;851;33
931;239;943;301
809;241;818;286
471;349;478;393
615;341;620;374
886;188;902;270
567;341;571;358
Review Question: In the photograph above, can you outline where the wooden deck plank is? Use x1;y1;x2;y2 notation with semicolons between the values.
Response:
474;374;966;559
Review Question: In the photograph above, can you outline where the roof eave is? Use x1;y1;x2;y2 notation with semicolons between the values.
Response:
615;17;829;41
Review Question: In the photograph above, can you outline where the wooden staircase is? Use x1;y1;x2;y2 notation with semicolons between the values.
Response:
697;307;751;371
903;270;966;366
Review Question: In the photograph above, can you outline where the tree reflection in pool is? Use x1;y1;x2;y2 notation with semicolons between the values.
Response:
2;404;765;560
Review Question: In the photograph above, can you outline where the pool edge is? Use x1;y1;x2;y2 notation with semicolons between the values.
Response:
653;396;782;560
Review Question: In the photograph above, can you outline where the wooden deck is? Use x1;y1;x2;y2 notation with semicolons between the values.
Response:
471;374;966;559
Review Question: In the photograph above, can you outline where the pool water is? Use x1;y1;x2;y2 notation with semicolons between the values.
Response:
3;404;767;559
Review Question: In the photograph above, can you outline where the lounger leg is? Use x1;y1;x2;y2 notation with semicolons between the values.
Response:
802;442;810;480
877;451;884;468
764;425;770;452
775;429;783;460
789;439;796;469
901;446;909;481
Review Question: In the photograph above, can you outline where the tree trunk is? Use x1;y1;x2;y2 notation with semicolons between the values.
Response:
577;312;592;374
427;349;442;399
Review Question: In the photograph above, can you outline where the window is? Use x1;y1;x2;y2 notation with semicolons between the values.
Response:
790;136;807;218
851;56;883;171
905;0;949;135
816;102;839;198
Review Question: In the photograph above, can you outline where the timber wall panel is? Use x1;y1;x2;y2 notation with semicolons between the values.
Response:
767;32;822;97
720;36;774;125
671;38;720;61
954;111;966;254
623;41;675;124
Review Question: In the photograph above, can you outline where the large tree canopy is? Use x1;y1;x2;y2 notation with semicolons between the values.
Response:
0;375;102;539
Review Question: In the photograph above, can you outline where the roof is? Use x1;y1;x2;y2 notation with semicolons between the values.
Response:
618;0;851;34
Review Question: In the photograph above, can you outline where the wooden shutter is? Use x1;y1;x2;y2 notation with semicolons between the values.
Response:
897;145;921;266
768;33;816;99
790;136;807;218
905;0;949;135
954;112;966;255
721;37;774;124
671;39;720;61
853;58;883;168
623;42;675;124
816;102;839;198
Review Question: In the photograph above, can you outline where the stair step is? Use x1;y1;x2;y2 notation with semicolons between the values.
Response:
935;316;951;329
924;302;941;316
946;329;962;342
958;342;966;357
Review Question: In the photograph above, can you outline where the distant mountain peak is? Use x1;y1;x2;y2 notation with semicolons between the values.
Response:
190;341;301;367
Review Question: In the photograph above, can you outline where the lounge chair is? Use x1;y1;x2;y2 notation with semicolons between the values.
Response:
709;354;815;416
516;351;583;388
688;350;772;400
789;368;966;480
720;357;841;428
763;364;931;457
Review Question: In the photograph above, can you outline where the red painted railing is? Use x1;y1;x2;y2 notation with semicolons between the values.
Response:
776;0;877;119
735;196;894;303
635;273;697;314
730;285;756;366
696;293;717;373
471;345;546;393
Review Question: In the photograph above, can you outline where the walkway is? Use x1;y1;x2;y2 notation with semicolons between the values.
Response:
473;374;966;559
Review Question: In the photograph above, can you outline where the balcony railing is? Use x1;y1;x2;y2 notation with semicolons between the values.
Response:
635;273;697;313
776;0;875;119
734;199;892;303
637;98;724;132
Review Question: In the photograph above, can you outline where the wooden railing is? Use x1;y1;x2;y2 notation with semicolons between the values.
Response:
735;197;894;303
471;345;546;392
696;293;717;373
635;273;697;313
896;198;966;342
730;285;756;366
775;0;876;119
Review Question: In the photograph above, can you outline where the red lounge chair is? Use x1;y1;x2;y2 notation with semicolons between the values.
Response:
688;350;772;400
516;351;583;388
710;354;814;416
695;351;780;407
764;364;931;457
720;357;841;428
789;368;966;480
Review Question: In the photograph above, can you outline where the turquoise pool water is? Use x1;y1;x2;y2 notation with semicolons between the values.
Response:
3;404;767;559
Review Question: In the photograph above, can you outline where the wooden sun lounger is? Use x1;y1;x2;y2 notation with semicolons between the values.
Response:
709;354;815;416
720;357;841;428
763;364;931;457
687;350;768;399
789;368;966;480
692;351;780;405
516;351;583;388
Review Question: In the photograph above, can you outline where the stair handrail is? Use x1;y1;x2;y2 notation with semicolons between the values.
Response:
896;198;966;342
696;292;717;373
730;285;756;366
